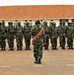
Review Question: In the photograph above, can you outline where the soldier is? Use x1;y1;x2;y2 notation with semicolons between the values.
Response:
0;21;7;51
50;23;58;50
16;22;23;50
0;22;2;49
43;21;50;50
31;20;45;64
58;22;66;49
66;22;74;49
7;22;15;50
23;22;31;50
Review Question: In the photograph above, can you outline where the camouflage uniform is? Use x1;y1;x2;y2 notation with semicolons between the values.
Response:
7;22;15;50
0;21;7;51
50;23;58;50
31;20;44;64
23;22;31;50
16;22;23;50
66;23;74;49
58;22;66;49
43;21;50;50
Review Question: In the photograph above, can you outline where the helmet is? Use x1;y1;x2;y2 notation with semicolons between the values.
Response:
18;22;21;26
35;20;40;25
44;21;47;25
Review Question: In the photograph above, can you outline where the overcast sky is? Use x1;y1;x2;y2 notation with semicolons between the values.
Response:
0;0;74;6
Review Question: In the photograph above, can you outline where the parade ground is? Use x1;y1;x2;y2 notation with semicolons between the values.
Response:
0;40;74;75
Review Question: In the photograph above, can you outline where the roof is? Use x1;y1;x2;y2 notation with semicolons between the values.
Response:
0;5;74;20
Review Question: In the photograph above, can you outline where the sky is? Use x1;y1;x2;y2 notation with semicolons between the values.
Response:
0;0;74;6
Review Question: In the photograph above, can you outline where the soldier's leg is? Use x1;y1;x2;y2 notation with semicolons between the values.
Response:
25;37;28;50
34;45;38;63
54;38;58;50
20;40;22;50
8;39;12;50
28;38;31;50
70;38;73;49
51;38;54;50
67;38;70;49
62;37;65;49
45;36;49;50
60;37;62;47
37;46;43;64
1;40;6;51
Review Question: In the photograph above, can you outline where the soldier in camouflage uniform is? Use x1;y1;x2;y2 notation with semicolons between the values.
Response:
0;21;7;51
58;22;66;49
66;22;74;49
50;23;58;50
16;22;23;50
43;21;50;50
31;20;45;64
23;22;31;50
7;22;15;50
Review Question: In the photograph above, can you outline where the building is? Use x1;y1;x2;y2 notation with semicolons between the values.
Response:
0;5;74;26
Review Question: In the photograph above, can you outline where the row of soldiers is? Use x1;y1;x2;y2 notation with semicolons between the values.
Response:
0;20;74;51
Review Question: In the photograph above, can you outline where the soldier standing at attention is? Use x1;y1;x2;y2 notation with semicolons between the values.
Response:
0;20;7;51
43;21;50;50
23;22;31;50
66;22;74;49
16;22;23;50
50;23;58;50
7;22;15;50
58;22;66;49
31;20;45;64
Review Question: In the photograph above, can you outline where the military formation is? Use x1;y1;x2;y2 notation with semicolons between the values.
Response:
0;20;74;64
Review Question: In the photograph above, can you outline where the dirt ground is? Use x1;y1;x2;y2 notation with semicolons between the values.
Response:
0;39;74;75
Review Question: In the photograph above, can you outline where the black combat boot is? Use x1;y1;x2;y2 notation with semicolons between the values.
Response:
62;47;65;49
34;57;38;63
1;47;3;51
44;47;48;50
38;58;42;64
71;46;73;49
55;47;58;50
3;47;6;51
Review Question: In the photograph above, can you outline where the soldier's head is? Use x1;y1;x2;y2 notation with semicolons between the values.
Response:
60;22;62;26
8;22;11;26
15;20;17;22
25;20;27;22
18;22;21;26
26;22;29;26
43;21;47;26
8;22;13;26
53;23;56;28
35;20;40;25
2;20;5;26
68;22;71;26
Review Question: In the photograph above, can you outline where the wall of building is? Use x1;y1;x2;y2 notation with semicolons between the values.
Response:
0;19;72;27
